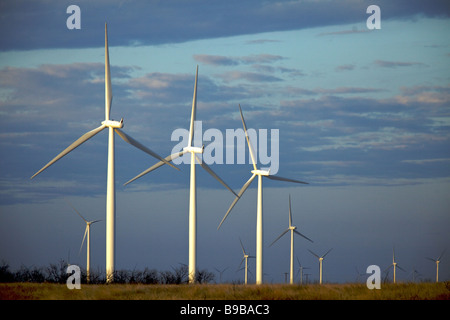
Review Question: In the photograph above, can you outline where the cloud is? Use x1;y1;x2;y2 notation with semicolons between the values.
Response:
217;71;283;83
373;60;428;68
1;0;449;50
335;64;356;72
193;54;284;67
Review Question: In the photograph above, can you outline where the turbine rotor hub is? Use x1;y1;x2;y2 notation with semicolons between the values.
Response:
251;169;270;176
183;146;204;154
102;119;124;128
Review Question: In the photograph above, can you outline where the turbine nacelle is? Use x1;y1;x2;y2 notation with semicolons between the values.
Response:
251;169;270;176
183;146;204;154
102;119;124;128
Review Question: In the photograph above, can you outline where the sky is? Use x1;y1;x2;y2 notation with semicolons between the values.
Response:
0;0;449;284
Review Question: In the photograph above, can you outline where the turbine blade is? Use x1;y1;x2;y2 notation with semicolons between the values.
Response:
269;229;289;247
115;129;179;171
105;23;112;120
188;65;198;147
308;249;319;259
91;219;102;224
238;258;245;269
124;150;185;186
288;195;292;227
425;257;436;262
266;175;308;184
31;124;106;179
79;226;88;256
397;265;406;272
239;238;246;255
217;173;257;230
64;199;87;222
322;248;333;258
238;104;257;170
195;154;238;197
438;249;446;261
294;229;313;243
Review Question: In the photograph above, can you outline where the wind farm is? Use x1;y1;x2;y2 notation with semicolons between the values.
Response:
2;1;450;303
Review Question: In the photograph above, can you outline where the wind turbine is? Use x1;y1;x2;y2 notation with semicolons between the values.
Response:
238;238;255;285
214;267;229;283
385;247;405;283
296;257;309;285
269;195;312;284
308;248;332;284
30;24;178;283
218;104;308;285
426;249;445;283
66;200;101;283
124;65;237;284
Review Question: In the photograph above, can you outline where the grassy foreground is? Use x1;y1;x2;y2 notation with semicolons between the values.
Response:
1;282;449;300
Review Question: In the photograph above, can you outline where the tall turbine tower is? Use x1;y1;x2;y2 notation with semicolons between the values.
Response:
426;249;445;283
218;104;308;285
269;195;312;284
30;24;177;283
66;200;101;283
308;248;332;284
125;66;237;284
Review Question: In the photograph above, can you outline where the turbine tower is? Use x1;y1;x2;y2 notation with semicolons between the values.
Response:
385;247;405;283
426;249;445;283
308;248;332;284
269;195;312;284
66;200;101;283
218;104;308;285
30;24;177;283
124;66;237;284
238;238;255;285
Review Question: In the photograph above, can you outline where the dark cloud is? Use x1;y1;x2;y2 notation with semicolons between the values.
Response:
1;0;449;51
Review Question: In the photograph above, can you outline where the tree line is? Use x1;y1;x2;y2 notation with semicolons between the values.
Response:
0;260;215;284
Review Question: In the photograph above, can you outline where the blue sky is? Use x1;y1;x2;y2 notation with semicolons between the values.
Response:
0;0;449;284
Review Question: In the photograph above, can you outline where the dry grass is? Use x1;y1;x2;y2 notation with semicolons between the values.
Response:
1;282;449;300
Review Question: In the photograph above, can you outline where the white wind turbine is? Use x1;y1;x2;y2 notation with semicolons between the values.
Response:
30;24;178;283
296;257;309;285
218;104;308;285
269;195;313;284
385;247;405;284
66;200;101;283
308;248;332;284
426;249;445;283
238;238;255;285
124;65;237;284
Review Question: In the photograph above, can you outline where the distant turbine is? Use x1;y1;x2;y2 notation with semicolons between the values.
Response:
124;66;237;284
384;247;405;283
308;248;332;284
238;238;255;285
214;267;229;283
218;104;308;285
426;249;445;283
66;200;101;283
269;195;313;284
296;257;309;285
30;24;177;283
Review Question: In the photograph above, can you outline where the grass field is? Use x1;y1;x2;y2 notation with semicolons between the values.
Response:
1;282;449;300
